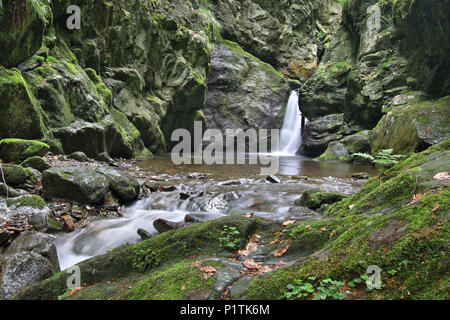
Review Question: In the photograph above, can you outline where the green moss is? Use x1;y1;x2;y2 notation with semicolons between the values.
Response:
84;68;113;105
6;195;46;210
0;138;50;163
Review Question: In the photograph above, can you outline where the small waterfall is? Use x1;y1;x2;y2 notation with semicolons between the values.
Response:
278;91;303;155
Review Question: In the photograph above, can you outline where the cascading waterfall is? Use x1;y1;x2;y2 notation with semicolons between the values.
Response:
278;90;303;155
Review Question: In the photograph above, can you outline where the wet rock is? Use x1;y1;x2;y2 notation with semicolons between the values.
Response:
292;175;308;181
96;168;140;203
352;172;369;180
161;185;178;192
188;192;242;213
96;152;117;166
46;216;64;234
217;180;242;186
1;164;38;187
42;167;110;205
0;229;14;247
4;195;50;232
0;139;50;164
3;232;59;271
20;156;51;172
68;151;90;162
187;172;208;180
153;219;187;234
266;175;281;184
295;189;348;210
137;228;152;240
0;251;55;300
319;130;372;161
368;220;408;249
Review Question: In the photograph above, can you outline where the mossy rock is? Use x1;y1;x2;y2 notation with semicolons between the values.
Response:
96;167;141;203
1;164;38;186
6;195;46;210
295;189;349;210
0;139;50;164
20;156;51;172
42;166;110;205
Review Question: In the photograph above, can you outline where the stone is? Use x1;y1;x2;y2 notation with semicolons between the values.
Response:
0;139;49;164
352;172;369;180
0;251;54;300
295;189;348;210
19;156;51;172
42;167;110;205
96;167;140;203
61;215;75;231
266;175;281;184
137;228;152;240
68;151;90;162
4;195;49;232
153;219;186;234
3;232;59;271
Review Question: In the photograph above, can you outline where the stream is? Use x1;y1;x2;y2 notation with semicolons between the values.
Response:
56;154;377;270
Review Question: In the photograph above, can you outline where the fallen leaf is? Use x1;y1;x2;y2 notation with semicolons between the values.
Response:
66;287;82;298
306;225;312;230
242;259;260;270
203;273;214;281
272;244;290;257
433;172;450;180
283;220;295;226
273;232;281;237
181;286;186;291
431;204;440;212
242;213;255;218
413;193;423;202
200;266;217;273
349;204;355;210
329;230;336;238
321;227;327;231
278;260;286;267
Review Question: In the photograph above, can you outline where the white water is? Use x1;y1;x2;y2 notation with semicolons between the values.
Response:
277;91;303;155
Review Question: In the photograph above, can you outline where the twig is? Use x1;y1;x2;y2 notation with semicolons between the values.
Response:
0;162;8;199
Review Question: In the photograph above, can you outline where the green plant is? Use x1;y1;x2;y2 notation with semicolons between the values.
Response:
218;225;241;250
284;277;348;300
352;149;408;170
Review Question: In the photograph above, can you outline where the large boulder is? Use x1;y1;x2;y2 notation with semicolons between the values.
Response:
0;139;50;163
0;251;55;300
371;95;450;154
42;167;110;205
3;195;50;232
20;156;51;172
319;130;372;161
1;164;38;186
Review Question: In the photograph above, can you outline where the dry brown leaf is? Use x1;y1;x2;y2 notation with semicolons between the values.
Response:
66;287;82;298
272;244;290;257
203;273;214;281
306;225;312;230
242;259;260;270
329;230;336;238
191;261;203;268
278;260;286;267
431;204;440;212
413;193;423;202
433;172;450;180
200;266;217;273
273;232;281;237
321;227;327;231
237;249;251;257
242;213;255;218
283;220;295;226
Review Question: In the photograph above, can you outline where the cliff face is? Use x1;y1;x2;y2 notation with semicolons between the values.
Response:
301;0;450;158
0;0;341;157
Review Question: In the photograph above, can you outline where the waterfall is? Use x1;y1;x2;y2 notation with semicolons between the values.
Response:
278;90;302;155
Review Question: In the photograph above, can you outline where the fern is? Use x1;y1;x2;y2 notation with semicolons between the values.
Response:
351;149;408;169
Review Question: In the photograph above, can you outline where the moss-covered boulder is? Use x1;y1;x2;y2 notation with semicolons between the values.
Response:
20;156;51;172
295;189;349;210
42;167;110;205
0;68;46;140
96;168;141;204
371;95;450;154
0;139;50;163
1;164;38;186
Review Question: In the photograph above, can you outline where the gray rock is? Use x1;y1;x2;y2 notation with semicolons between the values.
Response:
0;251;55;300
20;157;51;172
266;175;281;184
137;228;152;240
153;219;187;233
3;232;59;271
68;151;90;162
352;172;369;180
96;167;140;203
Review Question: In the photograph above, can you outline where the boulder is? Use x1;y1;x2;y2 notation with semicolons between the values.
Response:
0;139;49;163
68;151;90;162
4;195;49;231
20;156;51;172
318;130;372;161
295;189;348;210
96;168;140;203
1;164;37;186
153;219;188;234
3;232;59;271
0;251;55;300
42;167;110;205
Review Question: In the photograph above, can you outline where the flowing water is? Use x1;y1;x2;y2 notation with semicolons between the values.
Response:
56;155;377;270
278;91;303;155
